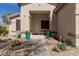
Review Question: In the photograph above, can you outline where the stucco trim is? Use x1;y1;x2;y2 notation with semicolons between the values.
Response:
53;3;63;13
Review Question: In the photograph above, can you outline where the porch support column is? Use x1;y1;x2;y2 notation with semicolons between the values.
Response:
21;10;30;32
25;11;30;31
49;11;53;31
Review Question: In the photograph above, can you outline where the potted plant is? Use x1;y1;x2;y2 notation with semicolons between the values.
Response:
25;31;31;40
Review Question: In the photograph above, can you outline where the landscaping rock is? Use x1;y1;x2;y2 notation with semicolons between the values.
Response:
29;44;49;56
52;47;62;53
0;38;51;56
10;49;28;56
12;45;24;50
0;41;11;49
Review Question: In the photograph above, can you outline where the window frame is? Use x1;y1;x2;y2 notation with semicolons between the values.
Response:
41;20;49;29
16;19;21;31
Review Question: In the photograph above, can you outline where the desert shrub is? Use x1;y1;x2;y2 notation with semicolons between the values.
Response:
56;43;67;51
0;26;9;37
64;39;72;46
44;31;57;39
0;28;3;36
57;43;66;51
44;31;50;39
2;27;8;36
60;43;67;51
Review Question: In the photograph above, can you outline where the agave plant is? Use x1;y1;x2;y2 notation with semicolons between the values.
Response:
56;43;67;51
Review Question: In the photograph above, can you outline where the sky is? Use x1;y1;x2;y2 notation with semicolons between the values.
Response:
0;3;20;24
0;3;20;15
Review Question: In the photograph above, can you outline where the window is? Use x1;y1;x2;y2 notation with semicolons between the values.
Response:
16;20;20;31
41;20;49;29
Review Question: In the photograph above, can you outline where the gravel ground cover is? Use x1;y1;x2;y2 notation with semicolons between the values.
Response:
0;37;79;56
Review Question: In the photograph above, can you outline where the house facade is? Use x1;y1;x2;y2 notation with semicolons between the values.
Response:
8;3;79;48
9;3;57;34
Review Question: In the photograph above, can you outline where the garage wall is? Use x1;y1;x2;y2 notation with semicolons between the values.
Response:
57;4;76;46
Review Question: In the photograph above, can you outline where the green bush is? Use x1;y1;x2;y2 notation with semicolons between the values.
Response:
0;28;3;36
0;26;9;37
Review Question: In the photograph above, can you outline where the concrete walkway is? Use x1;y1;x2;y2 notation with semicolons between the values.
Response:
31;35;46;40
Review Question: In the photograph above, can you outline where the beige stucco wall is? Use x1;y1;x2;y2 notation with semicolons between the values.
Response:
20;3;57;32
9;17;20;36
57;4;76;46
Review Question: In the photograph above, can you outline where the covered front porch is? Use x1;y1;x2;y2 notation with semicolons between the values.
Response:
27;11;55;35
